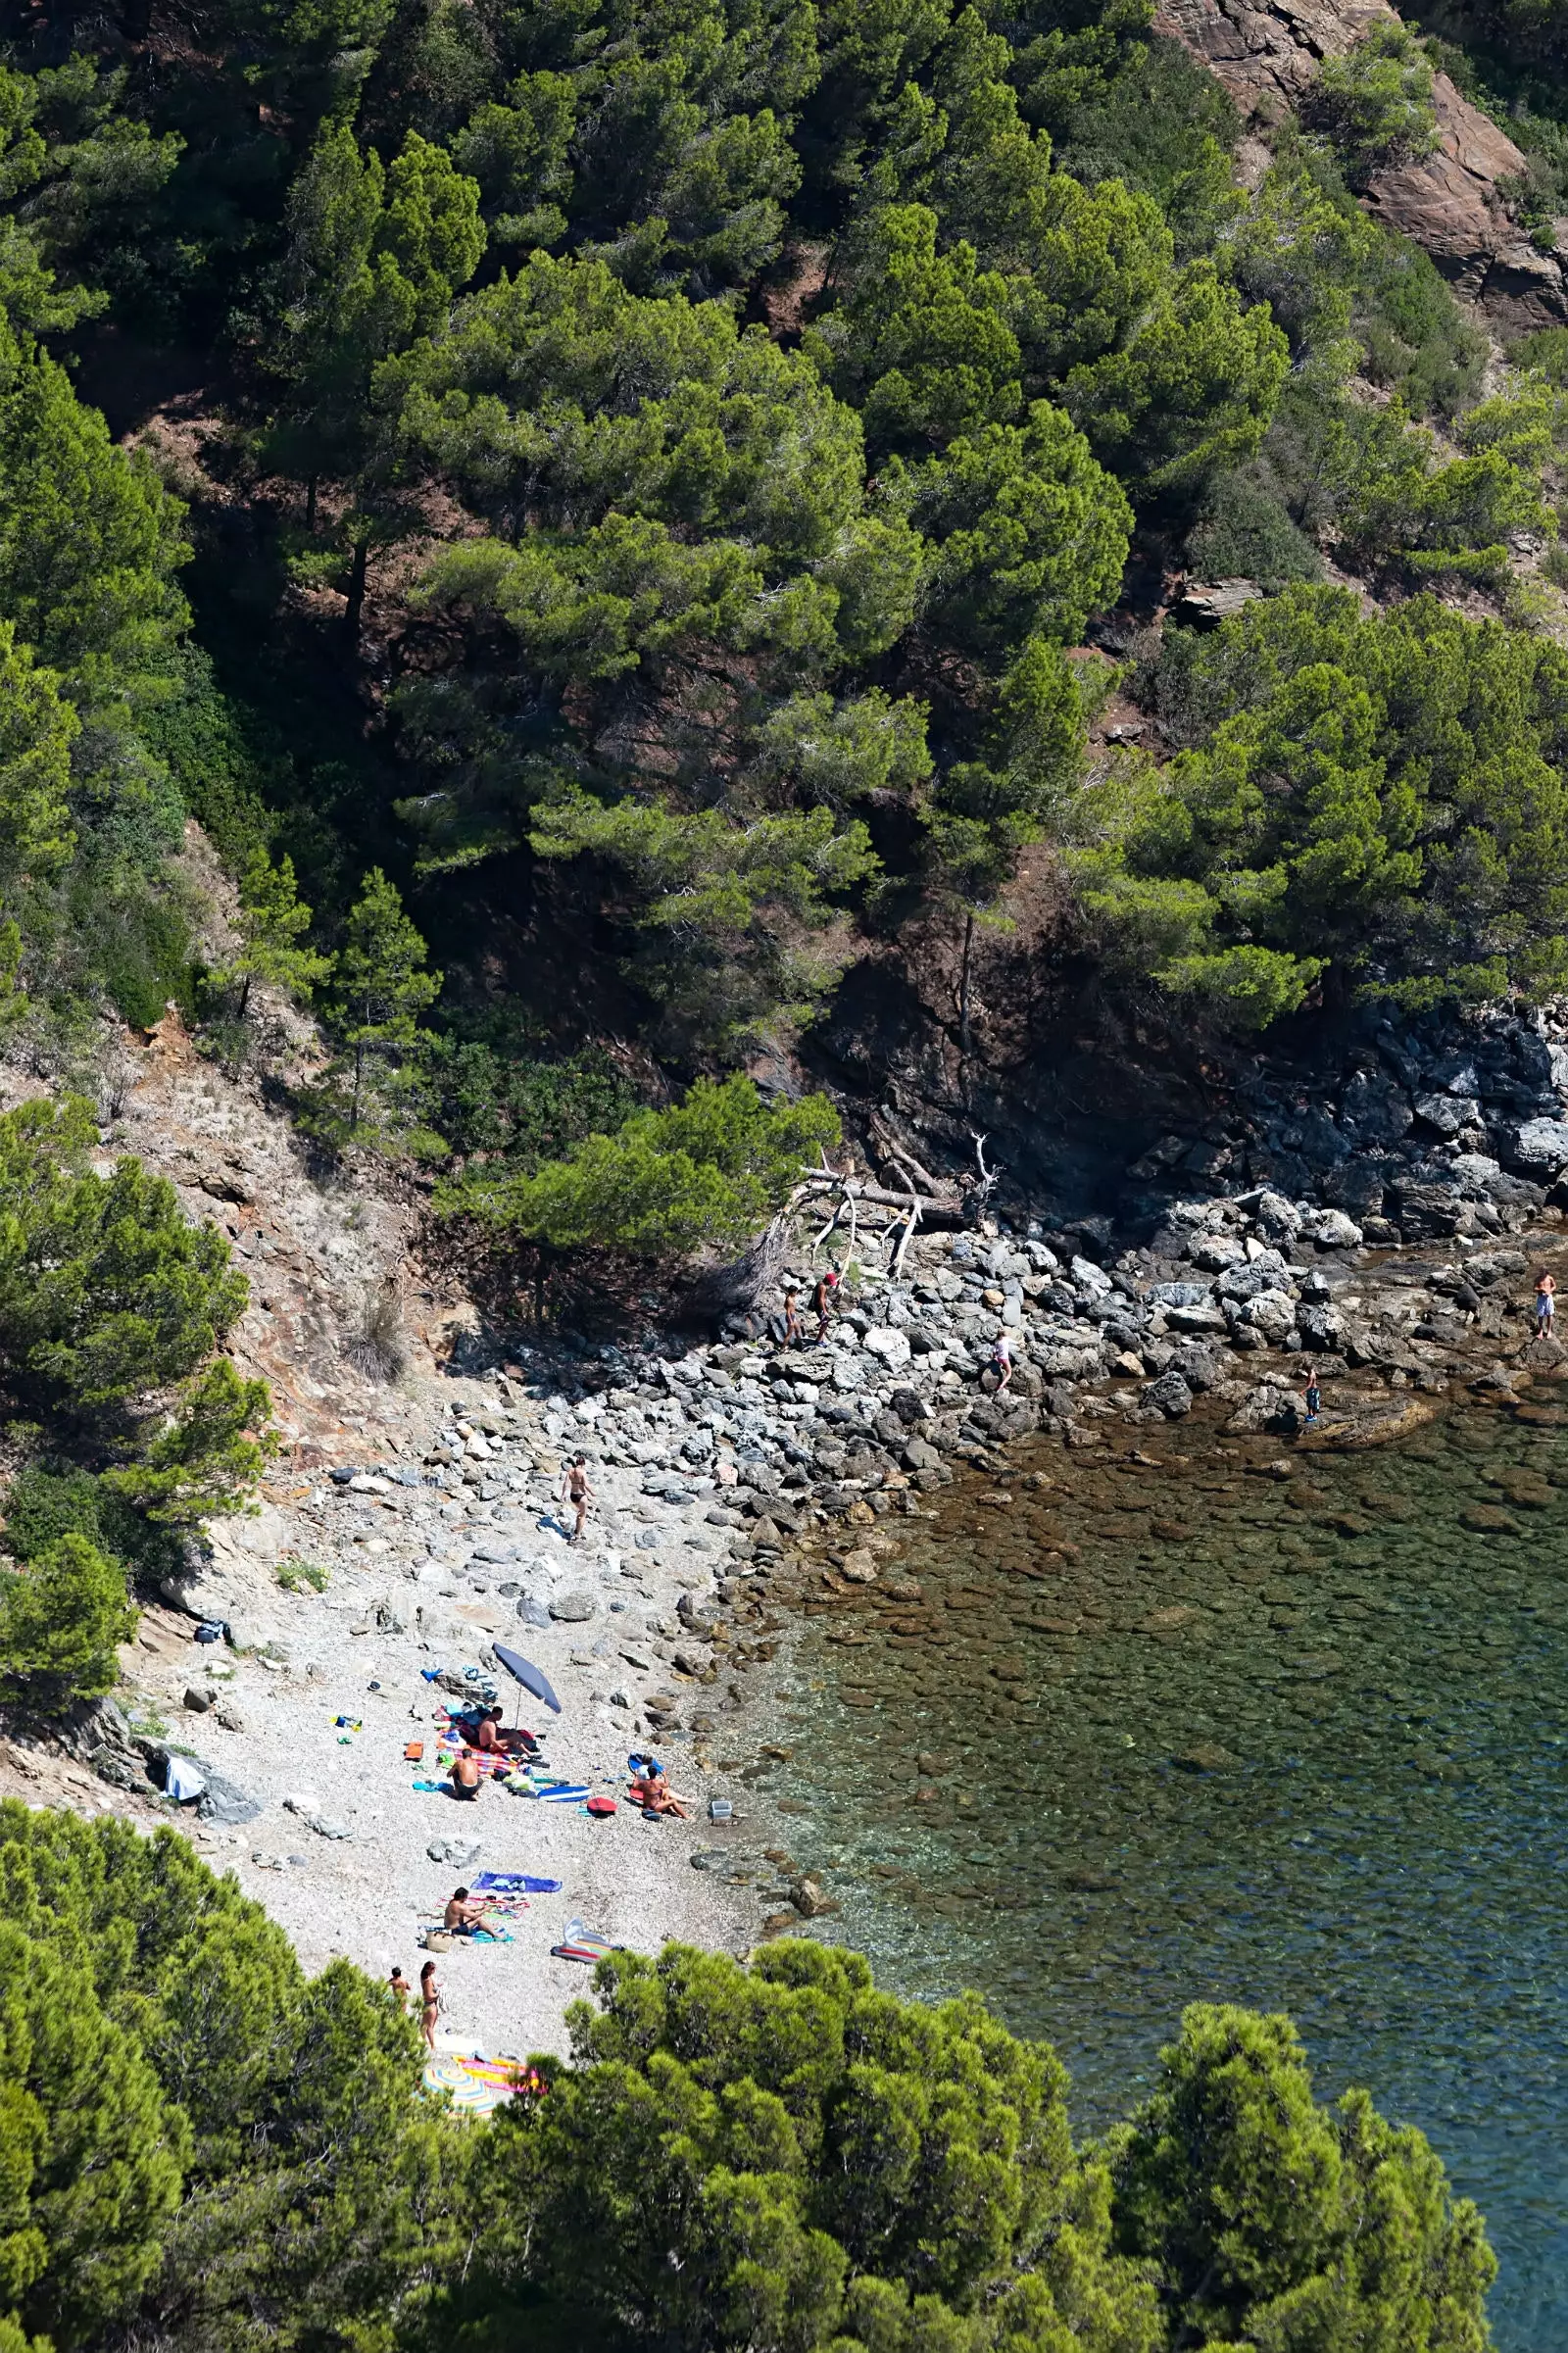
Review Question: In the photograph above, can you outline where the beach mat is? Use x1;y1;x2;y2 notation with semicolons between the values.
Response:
422;2054;529;2114
472;1870;563;1894
516;1780;590;1803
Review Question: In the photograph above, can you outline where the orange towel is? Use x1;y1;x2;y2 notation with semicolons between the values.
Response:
404;1740;424;1762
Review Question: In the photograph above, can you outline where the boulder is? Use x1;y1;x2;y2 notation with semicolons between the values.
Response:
549;1591;596;1623
1508;1117;1568;1173
1173;578;1263;627
1241;1289;1298;1339
1143;1370;1194;1418
862;1326;912;1371
196;1769;263;1827
1414;1092;1473;1138
1298;1207;1363;1250
1154;0;1568;329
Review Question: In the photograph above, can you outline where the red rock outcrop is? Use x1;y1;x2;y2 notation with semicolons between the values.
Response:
1154;0;1568;328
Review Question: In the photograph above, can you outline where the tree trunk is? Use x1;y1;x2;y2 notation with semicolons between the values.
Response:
237;972;252;1021
351;1039;364;1134
957;910;975;1081
343;533;369;656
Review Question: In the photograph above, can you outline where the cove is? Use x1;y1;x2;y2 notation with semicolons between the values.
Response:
763;1392;1568;2350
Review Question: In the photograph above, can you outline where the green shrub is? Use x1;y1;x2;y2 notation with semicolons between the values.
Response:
1301;25;1442;186
1187;474;1324;586
0;1097;273;1527
0;1532;135;1709
451;1075;842;1258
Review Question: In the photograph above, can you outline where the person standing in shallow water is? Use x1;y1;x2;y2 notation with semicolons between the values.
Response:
1536;1269;1556;1338
1303;1375;1322;1426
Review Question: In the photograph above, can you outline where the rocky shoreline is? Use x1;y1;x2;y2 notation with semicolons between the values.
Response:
34;1000;1568;2028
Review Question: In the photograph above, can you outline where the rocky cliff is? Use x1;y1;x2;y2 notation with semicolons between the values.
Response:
1154;0;1568;327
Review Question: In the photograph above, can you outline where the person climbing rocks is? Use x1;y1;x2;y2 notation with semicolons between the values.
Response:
1535;1269;1555;1337
812;1265;841;1341
991;1330;1012;1392
560;1453;595;1542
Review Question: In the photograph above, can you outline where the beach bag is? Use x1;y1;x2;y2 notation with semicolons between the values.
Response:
585;1795;617;1817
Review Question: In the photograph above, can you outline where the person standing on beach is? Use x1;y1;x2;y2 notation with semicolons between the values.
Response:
419;1960;440;2053
560;1453;595;1542
389;1966;413;2013
1536;1269;1555;1337
991;1331;1012;1392
1303;1375;1322;1426
780;1287;803;1348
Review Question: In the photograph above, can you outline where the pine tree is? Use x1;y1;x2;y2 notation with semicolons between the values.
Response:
320;867;442;1144
228;851;331;1019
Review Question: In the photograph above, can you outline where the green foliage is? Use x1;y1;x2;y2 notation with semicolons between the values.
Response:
0;1096;274;1530
530;795;879;1053
1088;583;1568;1024
0;1532;135;1711
1110;2001;1494;2350
311;867;442;1149
898;402;1133;651
225;852;332;1018
1187;474;1324;589
1301;26;1441;187
478;1938;1162;2350
456;1075;841;1256
0;1801;471;2347
1064;262;1290;496
0;315;188;706
426;1033;638;1165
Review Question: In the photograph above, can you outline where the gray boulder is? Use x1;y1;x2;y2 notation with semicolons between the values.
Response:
196;1770;263;1827
549;1591;596;1623
1143;1370;1195;1418
1509;1116;1568;1173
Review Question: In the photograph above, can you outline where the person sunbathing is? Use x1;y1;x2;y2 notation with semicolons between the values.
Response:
450;1749;483;1799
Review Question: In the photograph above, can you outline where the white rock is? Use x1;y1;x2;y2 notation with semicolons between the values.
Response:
1242;1290;1298;1337
862;1326;912;1370
1069;1255;1112;1299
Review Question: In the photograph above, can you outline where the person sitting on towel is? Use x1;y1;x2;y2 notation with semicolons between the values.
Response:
475;1710;502;1754
443;1887;485;1936
633;1763;689;1819
451;1748;483;1799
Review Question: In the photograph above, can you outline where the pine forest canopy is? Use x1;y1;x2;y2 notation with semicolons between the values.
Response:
0;1794;1497;2353
0;0;1547;1195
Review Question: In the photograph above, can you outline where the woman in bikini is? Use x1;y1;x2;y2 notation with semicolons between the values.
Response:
419;1960;440;2053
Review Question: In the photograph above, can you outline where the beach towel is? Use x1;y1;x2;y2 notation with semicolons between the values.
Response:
472;1871;563;1894
405;1741;424;1762
516;1780;589;1804
422;2054;532;2114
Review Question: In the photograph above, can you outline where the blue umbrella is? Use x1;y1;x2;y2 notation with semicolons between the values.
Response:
493;1642;563;1715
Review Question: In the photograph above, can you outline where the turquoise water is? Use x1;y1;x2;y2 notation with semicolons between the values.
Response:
765;1397;1568;2348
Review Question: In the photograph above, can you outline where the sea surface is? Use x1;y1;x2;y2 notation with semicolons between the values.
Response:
760;1391;1568;2349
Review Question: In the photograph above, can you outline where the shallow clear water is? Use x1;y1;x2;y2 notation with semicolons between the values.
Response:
764;1395;1568;2349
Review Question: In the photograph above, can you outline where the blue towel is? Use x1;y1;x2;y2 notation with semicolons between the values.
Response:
472;1870;563;1894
